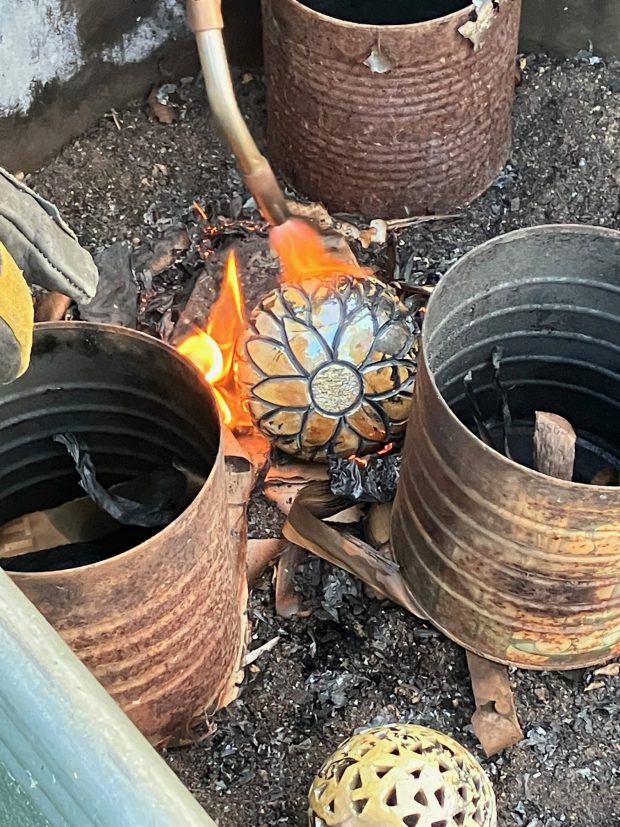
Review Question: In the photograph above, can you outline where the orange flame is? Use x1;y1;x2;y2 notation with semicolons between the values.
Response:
178;219;367;429
177;251;250;427
270;218;365;285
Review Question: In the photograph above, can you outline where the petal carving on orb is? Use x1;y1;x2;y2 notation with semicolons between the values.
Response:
339;280;364;316
369;321;415;363
236;355;264;388
259;291;289;320
362;361;416;398
302;410;340;448
260;409;305;437
331;424;362;457
283;316;331;374
346;402;388;442
249;399;276;422
281;285;311;323
246;337;299;377
275;435;303;457
252;310;285;341
362;363;396;396
379;393;413;423
310;288;343;349
252;376;310;407
335;306;375;366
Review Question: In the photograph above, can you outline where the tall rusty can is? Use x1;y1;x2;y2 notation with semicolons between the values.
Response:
391;226;620;670
0;323;246;745
263;0;522;217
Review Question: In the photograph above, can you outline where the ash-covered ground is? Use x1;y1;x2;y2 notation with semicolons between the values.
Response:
31;53;620;827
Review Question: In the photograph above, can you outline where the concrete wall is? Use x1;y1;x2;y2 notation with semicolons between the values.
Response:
0;0;261;172
0;0;618;173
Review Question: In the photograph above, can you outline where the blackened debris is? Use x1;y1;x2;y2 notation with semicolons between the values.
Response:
328;452;401;502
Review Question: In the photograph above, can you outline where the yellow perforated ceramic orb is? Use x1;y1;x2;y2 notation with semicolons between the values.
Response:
236;275;419;461
308;724;497;827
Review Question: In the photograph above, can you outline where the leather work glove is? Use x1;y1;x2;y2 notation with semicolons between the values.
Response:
0;167;99;384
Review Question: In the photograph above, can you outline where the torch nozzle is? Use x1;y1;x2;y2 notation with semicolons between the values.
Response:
187;0;290;226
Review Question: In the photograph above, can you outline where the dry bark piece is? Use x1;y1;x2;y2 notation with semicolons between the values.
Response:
147;87;177;124
275;543;312;619
247;538;286;586
241;635;281;667
533;411;576;480
237;430;271;468
365;502;392;549
34;291;72;322
467;651;523;757
218;428;256;711
594;662;620;677
265;461;361;522
283;481;423;616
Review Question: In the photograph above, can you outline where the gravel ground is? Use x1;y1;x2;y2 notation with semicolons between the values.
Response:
31;53;620;827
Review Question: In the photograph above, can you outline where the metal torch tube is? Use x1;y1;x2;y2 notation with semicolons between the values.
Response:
188;0;290;225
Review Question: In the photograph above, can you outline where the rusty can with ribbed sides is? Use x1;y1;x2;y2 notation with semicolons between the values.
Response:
0;323;246;745
263;0;522;218
391;225;620;670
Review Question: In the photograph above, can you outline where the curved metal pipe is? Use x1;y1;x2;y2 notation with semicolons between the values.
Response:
187;0;290;226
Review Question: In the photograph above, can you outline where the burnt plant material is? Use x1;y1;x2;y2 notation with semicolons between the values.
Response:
79;241;138;327
284;481;422;616
328;452;401;503
463;369;495;449
392;225;620;670
54;433;203;529
491;345;514;459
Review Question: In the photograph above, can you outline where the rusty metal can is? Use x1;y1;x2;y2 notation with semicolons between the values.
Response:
0;323;245;744
391;225;620;670
263;0;522;217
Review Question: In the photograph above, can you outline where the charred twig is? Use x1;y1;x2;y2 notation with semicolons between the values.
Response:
491;346;514;460
385;213;460;231
463;370;495;448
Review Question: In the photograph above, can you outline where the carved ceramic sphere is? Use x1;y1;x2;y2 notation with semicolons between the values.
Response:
308;724;497;827
236;275;419;460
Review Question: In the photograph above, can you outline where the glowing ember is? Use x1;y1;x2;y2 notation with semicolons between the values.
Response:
177;251;251;427
350;442;395;467
270;218;364;285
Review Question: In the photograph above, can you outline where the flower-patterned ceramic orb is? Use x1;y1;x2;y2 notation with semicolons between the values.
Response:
308;724;497;827
235;275;419;460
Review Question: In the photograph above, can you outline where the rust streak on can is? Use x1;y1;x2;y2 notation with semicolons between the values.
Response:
391;226;620;670
0;323;245;745
263;0;522;217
